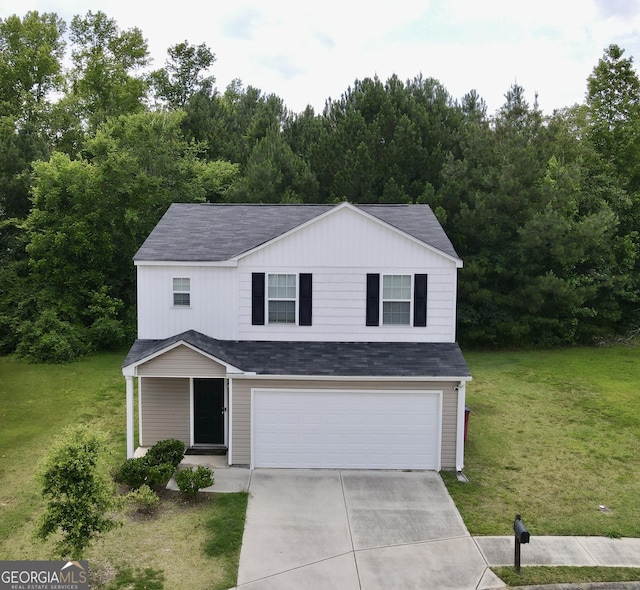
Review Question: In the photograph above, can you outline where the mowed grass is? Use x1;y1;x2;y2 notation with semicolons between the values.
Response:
2;346;639;586
494;565;640;588
443;345;640;538
0;352;127;543
0;353;247;590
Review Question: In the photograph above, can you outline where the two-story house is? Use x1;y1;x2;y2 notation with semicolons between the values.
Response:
122;202;471;471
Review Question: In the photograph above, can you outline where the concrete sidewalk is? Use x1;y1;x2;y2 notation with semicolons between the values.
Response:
475;535;640;568
165;453;252;493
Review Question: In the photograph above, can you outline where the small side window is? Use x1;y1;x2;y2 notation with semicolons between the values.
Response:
173;277;190;306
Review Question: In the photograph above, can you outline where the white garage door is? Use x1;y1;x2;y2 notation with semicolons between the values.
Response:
252;389;441;469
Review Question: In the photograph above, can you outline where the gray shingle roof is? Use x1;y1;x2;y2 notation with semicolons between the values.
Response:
123;330;471;378
134;203;460;262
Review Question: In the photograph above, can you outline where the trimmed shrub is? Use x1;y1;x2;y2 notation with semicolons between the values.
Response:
114;439;185;490
114;457;175;490
144;439;185;468
175;466;214;498
146;463;175;487
114;457;149;489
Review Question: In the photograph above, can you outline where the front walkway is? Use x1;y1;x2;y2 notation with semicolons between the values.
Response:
165;453;252;493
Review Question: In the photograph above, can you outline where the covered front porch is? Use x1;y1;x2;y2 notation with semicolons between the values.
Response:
123;374;230;460
122;336;244;460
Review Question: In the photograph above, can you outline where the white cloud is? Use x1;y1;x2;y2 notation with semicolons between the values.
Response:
594;0;640;19
3;0;640;114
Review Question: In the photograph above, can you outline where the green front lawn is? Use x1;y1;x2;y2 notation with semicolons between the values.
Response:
2;346;639;588
0;353;247;589
443;346;640;538
494;565;640;588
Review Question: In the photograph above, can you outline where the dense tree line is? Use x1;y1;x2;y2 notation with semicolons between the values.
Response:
1;10;638;360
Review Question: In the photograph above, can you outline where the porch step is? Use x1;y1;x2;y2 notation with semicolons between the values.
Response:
185;445;228;456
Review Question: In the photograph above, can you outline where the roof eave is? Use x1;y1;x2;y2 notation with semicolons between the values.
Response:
122;339;244;375
231;373;472;381
134;259;237;267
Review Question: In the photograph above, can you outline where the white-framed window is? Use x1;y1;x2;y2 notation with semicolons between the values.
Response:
268;274;296;323
173;277;191;306
382;274;411;325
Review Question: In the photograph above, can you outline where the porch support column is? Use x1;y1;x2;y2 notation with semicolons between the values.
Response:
455;380;467;473
126;376;135;458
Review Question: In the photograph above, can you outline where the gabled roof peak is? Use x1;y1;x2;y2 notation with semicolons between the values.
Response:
134;202;460;262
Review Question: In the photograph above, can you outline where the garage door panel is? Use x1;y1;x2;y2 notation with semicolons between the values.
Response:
253;389;441;469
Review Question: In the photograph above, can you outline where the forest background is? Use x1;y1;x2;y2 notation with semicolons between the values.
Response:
2;10;640;362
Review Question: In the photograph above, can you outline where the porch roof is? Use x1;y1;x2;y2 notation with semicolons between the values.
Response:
122;330;471;379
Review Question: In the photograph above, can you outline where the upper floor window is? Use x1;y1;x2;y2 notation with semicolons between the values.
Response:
173;277;190;306
268;274;296;323
382;275;411;325
366;273;427;327
252;273;312;326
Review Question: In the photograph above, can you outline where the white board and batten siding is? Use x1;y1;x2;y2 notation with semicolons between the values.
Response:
136;265;237;340
237;205;459;342
135;206;460;343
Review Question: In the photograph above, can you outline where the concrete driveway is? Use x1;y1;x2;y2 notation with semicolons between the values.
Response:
236;469;503;590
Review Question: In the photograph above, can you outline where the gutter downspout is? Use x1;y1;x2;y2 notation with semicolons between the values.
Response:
455;380;466;473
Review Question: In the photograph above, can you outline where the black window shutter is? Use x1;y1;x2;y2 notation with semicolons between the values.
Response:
414;274;428;327
366;273;380;326
252;273;265;325
299;273;312;326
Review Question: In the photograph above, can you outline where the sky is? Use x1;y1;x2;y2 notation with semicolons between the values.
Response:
3;0;640;115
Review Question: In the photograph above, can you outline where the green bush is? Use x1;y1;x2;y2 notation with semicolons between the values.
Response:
114;458;174;490
144;439;185;468
114;457;149;489
146;463;174;487
88;316;126;350
114;440;185;490
16;309;89;363
37;426;118;558
87;288;127;350
175;466;214;498
126;484;160;515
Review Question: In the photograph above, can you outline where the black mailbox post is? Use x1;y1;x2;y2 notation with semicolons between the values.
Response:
513;514;530;573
